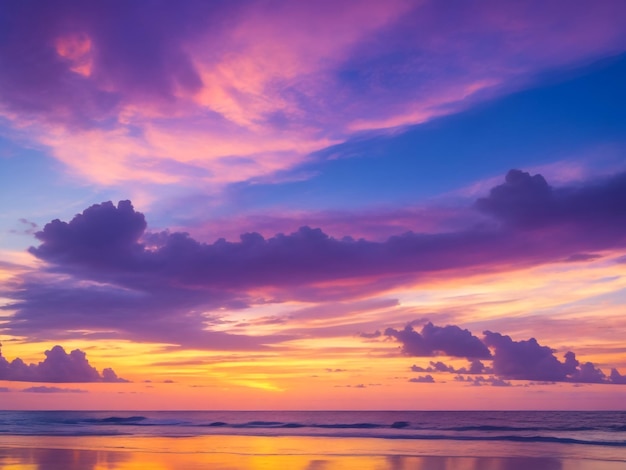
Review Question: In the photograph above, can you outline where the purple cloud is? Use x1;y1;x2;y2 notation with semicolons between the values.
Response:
408;375;435;383
477;169;626;233
30;200;147;268
5;170;626;350
563;253;602;263
385;322;491;359
455;375;512;387
0;344;127;383
0;0;221;126
1;0;625;201
22;386;88;393
28;171;626;291
609;369;626;385
411;359;492;375
381;325;625;385
483;332;609;384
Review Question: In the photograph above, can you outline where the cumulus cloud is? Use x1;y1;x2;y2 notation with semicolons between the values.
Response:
30;200;147;268
411;359;491;375
483;332;610;384
455;375;512;387
476;170;554;228
26;170;626;291
385;322;491;359
476;169;626;232
382;324;626;386
408;375;435;383
609;369;626;384
0;344;127;383
4;170;626;350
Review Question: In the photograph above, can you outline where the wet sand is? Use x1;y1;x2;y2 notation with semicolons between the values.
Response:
0;435;623;470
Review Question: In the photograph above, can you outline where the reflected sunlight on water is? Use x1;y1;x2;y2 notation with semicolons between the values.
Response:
1;435;624;470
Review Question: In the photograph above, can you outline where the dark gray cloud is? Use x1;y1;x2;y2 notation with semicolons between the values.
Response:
0;344;127;383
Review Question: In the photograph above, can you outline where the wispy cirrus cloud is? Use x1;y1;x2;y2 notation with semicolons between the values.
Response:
1;1;625;192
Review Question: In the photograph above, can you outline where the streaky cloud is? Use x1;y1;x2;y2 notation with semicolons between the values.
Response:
21;386;88;393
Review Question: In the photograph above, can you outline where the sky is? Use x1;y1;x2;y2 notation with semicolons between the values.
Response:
1;0;626;410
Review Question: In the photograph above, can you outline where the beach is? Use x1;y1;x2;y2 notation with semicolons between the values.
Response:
1;434;625;470
0;410;624;470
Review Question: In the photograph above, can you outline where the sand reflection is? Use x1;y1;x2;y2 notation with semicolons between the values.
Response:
0;435;622;470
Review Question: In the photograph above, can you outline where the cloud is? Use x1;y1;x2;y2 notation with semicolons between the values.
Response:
28;171;626;292
21;386;88;393
455;375;512;387
5;170;626;349
609;369;626;384
382;324;626;385
0;344;127;383
0;387;10;392
385;322;491;359
563;253;602;263
359;330;382;339
411;359;492;375
476;169;626;232
483;332;609;384
1;1;626;189
30;200;147;268
408;375;435;383
476;170;554;228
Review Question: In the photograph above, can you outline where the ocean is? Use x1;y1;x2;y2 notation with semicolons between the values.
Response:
1;410;625;469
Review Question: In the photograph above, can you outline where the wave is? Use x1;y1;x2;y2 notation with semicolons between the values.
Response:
46;416;626;435
3;414;624;447
443;425;598;432
86;416;147;424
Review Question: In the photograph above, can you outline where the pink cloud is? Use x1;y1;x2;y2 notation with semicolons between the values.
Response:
1;1;625;190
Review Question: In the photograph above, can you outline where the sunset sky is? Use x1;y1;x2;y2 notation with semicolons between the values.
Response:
1;0;626;410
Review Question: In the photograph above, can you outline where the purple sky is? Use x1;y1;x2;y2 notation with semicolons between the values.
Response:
1;0;626;409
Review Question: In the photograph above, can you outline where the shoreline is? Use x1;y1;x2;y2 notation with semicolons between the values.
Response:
1;434;624;470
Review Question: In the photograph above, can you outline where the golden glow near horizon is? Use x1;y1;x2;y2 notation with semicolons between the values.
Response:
2;1;626;410
2;247;626;410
